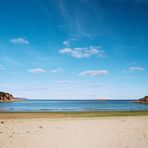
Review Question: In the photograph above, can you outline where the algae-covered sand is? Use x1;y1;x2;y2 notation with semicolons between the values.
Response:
0;111;148;119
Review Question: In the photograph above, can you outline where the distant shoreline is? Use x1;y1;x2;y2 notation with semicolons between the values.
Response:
17;99;138;101
0;98;24;103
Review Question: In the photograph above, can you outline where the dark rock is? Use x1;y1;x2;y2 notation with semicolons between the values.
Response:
135;96;148;104
143;96;148;102
0;91;15;102
0;91;24;102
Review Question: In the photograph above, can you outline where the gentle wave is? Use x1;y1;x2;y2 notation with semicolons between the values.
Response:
0;100;148;112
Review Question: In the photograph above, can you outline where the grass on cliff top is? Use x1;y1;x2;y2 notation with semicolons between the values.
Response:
0;111;148;119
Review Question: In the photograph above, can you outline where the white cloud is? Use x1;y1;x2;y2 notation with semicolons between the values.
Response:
62;38;77;46
10;38;29;44
129;66;145;71
28;68;46;74
51;68;63;73
79;70;108;76
59;46;105;58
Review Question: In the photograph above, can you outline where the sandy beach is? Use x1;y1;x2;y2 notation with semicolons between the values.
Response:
0;115;148;148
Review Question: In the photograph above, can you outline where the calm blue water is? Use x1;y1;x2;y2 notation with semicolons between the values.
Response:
0;100;148;112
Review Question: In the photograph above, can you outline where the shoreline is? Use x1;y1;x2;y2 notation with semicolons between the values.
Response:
0;110;148;119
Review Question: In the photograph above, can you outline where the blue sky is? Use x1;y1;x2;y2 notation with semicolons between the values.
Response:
0;0;148;99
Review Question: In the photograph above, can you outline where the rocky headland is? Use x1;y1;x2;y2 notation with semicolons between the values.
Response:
135;96;148;104
0;91;23;102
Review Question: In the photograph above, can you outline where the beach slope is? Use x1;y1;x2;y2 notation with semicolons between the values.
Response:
0;116;148;148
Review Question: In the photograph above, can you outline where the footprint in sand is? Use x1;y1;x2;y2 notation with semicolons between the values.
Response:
56;127;63;129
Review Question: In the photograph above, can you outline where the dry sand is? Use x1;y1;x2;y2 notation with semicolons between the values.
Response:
0;116;148;148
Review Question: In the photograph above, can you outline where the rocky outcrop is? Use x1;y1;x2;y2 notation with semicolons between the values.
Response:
143;96;148;102
135;96;148;104
0;91;15;102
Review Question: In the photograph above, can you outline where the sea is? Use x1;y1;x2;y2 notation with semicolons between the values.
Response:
0;100;148;112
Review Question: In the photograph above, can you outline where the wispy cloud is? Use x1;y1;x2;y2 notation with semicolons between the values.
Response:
10;38;29;45
123;66;145;74
125;0;148;5
56;80;84;84
62;38;77;46
0;56;22;66
0;64;5;70
63;40;70;46
51;68;63;73
19;88;49;91
59;46;105;58
28;68;46;74
79;70;108;76
128;66;145;72
91;84;101;88
57;0;105;37
0;83;10;88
